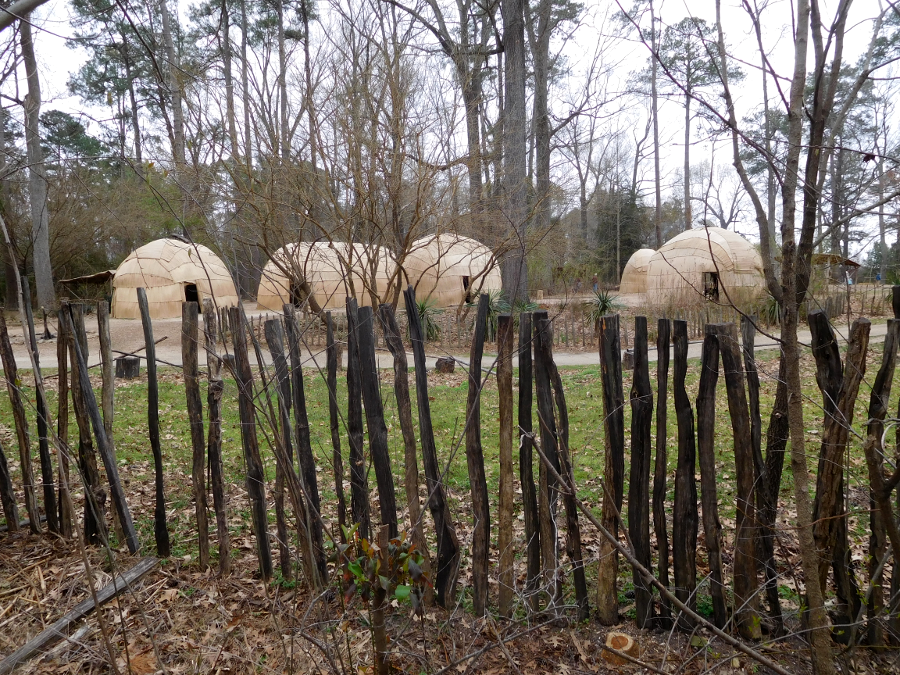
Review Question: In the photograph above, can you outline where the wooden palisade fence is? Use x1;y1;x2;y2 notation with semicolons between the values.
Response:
3;284;900;671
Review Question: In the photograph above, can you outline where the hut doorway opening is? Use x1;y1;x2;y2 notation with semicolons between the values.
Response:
289;281;305;307
703;272;719;301
462;275;471;303
185;283;199;303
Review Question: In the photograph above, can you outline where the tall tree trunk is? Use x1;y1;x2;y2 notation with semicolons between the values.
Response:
780;1;835;670
159;0;188;227
528;0;551;246
683;94;692;231
20;19;54;309
650;0;662;248
501;0;528;304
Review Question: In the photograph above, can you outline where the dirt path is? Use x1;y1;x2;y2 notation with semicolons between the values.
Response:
1;302;888;372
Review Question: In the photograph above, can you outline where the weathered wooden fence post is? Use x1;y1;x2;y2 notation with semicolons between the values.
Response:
325;312;347;537
201;299;230;575
227;305;273;581
742;316;782;632
543;314;589;620
21;279;56;533
378;304;432;602
137;288;170;557
68;304;105;545
517;312;541;611
356;306;398;539
672;319;698;630
717;322;761;638
629;316;653;628
465;295;491;616
56;305;72;538
597;313;624;624
264;317;313;584
403;287;459;607
696;325;726;629
533;310;562;609
0;310;39;532
345;299;371;542
653;318;672;627
283;306;328;580
97;300;121;543
496;313;515;617
182;301;209;569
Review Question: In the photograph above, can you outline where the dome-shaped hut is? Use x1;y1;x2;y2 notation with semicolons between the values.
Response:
256;242;396;311
619;248;655;294
403;234;501;307
645;227;763;305
111;238;239;319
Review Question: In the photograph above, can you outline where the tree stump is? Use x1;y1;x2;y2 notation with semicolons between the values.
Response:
114;356;140;379
435;356;455;373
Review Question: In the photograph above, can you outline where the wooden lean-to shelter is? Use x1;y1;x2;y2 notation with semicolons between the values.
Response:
618;248;655;294
110;238;239;319
645;227;764;305
402;234;501;308
256;241;396;311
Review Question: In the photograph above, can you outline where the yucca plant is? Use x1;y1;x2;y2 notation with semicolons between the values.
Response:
584;289;624;336
584;289;624;323
467;288;510;342
409;298;443;342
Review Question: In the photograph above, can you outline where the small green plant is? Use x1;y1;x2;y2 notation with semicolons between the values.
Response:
409;298;443;342
335;524;430;675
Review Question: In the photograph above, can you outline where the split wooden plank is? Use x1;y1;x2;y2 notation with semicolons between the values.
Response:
0;557;158;675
